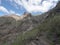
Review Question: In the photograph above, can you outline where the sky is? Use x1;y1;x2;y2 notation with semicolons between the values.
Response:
0;0;59;16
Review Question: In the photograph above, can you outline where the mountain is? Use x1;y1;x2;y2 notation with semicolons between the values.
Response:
0;12;48;45
0;1;60;45
24;1;60;45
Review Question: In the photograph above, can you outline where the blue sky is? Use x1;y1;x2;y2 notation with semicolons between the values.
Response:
0;0;59;16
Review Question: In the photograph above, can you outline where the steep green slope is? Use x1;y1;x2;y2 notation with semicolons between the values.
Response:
11;15;60;45
39;15;60;45
11;2;60;45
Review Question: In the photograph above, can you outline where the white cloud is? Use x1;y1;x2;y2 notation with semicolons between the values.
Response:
21;0;58;12
5;0;59;14
0;6;20;15
9;10;15;14
16;13;21;15
0;6;9;13
11;0;58;13
9;10;21;15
